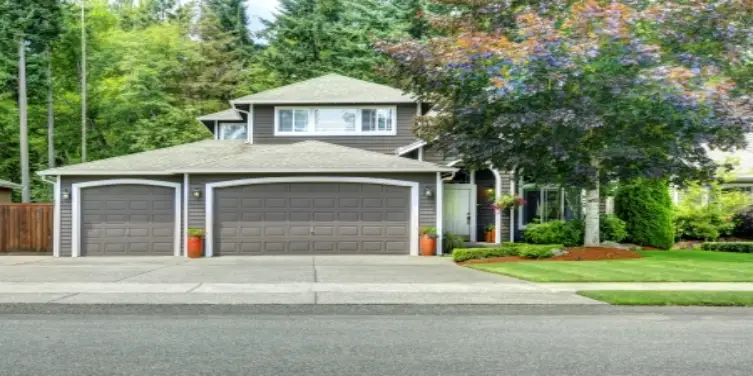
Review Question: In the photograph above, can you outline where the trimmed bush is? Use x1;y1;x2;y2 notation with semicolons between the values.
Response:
675;211;728;241
523;220;582;247
700;242;753;253
517;244;558;259
600;214;628;242
733;207;753;239
444;233;466;253
615;178;674;249
451;243;562;262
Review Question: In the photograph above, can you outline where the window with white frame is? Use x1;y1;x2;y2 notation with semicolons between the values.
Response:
275;107;396;136
218;122;248;140
519;182;583;228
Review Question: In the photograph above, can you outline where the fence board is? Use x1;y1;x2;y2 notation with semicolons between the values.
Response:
0;204;53;253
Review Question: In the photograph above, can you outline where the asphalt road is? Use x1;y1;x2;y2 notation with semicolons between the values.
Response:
1;305;753;376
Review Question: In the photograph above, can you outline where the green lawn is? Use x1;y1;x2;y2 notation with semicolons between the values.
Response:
578;290;753;306
468;251;753;282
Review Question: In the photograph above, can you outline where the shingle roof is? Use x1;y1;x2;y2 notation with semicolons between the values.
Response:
38;140;454;176
196;109;244;121
0;179;21;190
231;74;416;104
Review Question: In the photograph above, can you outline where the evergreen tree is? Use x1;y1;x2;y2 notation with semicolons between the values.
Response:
204;0;254;53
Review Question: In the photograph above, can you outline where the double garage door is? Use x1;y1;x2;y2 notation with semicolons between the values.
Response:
78;182;410;256
214;182;411;255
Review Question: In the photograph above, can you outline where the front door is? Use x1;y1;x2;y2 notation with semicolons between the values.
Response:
444;185;473;239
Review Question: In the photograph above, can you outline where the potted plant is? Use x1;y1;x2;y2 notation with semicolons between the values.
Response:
485;224;496;243
492;194;527;212
187;228;205;259
420;226;438;256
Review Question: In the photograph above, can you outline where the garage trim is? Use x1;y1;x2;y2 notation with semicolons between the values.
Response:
205;177;420;257
70;179;182;257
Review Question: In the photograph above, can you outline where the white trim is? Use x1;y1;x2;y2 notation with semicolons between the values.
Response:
230;99;416;105
217;122;249;141
469;171;477;243
205;176;421;257
509;172;515;242
53;175;61;257
213;120;218;140
273;106;398;137
436;172;444;255
417;146;424;161
248;105;254;144
43;168;454;177
447;159;463;167
491;169;502;244
183;174;189;258
395;140;428;155
70;179;182;257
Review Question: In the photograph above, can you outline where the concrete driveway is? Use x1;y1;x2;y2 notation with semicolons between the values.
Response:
0;256;599;304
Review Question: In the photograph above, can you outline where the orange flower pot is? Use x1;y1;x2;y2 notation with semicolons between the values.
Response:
187;236;203;258
489;231;496;243
420;235;436;256
485;231;492;243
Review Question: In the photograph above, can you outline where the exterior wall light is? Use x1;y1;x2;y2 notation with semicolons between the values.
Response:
192;188;202;199
423;187;434;198
61;189;71;200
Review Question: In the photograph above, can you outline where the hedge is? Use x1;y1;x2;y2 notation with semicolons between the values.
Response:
700;242;753;253
452;243;562;262
614;178;675;249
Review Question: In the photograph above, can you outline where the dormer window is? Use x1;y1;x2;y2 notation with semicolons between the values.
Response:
218;122;248;140
275;106;396;136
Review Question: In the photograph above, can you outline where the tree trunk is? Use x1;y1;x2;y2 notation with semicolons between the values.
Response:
583;183;600;247
47;47;55;169
80;0;87;162
18;39;31;203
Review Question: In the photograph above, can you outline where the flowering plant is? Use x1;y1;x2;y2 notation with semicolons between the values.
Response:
492;195;526;211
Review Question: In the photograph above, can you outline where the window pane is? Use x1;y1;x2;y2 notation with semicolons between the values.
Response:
279;109;309;132
522;187;541;225
219;123;247;140
279;110;293;132
314;109;356;132
563;189;582;220
542;189;562;222
362;108;392;132
294;110;308;132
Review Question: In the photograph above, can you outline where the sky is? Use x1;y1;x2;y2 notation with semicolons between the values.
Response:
247;0;280;32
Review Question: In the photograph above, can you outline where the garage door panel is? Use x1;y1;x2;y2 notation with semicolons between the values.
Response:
214;182;410;255
218;198;239;209
81;184;176;256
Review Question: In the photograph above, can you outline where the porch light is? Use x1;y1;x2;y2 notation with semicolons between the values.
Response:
61;189;70;200
423;187;434;198
192;188;202;199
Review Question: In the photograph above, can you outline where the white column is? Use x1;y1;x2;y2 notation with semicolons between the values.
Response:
436;172;444;255
492;169;502;244
183;174;189;258
53;176;61;257
469;170;477;242
509;172;515;242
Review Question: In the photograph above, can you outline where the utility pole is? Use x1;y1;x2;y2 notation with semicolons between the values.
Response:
18;39;30;203
48;48;55;169
80;0;87;162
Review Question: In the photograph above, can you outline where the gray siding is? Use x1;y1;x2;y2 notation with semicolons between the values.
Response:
59;176;182;257
252;104;420;154
188;173;437;237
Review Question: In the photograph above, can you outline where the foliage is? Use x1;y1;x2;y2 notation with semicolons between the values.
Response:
187;228;205;238
615;179;674;249
492;194;526;211
674;181;752;240
485;224;495;231
600;214;627;242
451;243;561;262
733;207;753;239
577;290;753;306
700;242;753;254
523;220;582;247
443;233;465;253
420;226;437;238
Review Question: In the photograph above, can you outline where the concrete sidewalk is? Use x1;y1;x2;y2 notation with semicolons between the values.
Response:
0;256;599;305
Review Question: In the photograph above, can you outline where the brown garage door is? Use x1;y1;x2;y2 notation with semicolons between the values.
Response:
214;182;410;255
81;185;175;256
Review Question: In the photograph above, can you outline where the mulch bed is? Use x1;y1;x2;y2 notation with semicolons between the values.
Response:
458;247;643;265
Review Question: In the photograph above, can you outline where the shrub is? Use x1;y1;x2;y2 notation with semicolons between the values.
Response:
444;233;466;253
523;220;582;247
733;206;753;239
674;182;751;241
674;211;728;241
420;226;438;238
700;242;753;253
600;214;628;242
517;244;559;259
615;178;674;249
451;244;520;262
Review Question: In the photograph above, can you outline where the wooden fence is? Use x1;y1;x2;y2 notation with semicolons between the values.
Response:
0;203;53;253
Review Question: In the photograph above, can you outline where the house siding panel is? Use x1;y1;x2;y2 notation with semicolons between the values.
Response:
188;173;437;241
59;175;183;257
252;104;419;154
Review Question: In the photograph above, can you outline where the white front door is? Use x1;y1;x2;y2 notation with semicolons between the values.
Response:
444;184;473;239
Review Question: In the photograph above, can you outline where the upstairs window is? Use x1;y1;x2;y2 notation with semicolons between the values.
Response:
275;106;396;136
218;122;248;140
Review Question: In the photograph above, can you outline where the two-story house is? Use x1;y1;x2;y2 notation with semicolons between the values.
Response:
40;74;529;257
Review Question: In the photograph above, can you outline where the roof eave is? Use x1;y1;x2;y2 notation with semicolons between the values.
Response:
229;99;417;105
171;168;456;174
37;171;175;177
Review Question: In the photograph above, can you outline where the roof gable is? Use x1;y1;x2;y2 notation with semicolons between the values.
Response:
231;74;416;104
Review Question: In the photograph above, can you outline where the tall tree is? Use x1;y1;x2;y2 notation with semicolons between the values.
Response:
204;0;254;53
380;0;753;245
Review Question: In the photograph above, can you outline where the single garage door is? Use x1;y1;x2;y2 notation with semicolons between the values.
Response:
81;185;176;256
214;182;410;255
